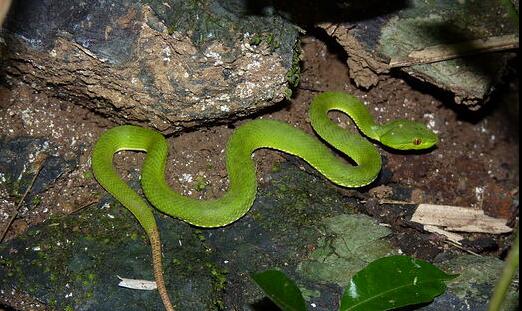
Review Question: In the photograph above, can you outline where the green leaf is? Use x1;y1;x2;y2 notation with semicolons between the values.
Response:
340;255;457;311
252;270;307;311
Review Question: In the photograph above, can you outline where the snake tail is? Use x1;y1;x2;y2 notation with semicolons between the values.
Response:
150;227;175;311
91;126;176;310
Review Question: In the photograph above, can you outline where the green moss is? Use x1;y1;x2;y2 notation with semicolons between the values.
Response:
249;210;264;222
286;43;301;89
194;229;206;242
3;167;42;198
297;214;395;286
143;0;298;62
83;170;94;180
167;24;177;35
284;87;293;100
73;272;97;300
249;32;281;50
249;32;282;51
31;195;42;207
265;33;280;50
49;298;57;308
194;175;208;192
0;203;142;306
249;33;263;46
7;175;24;198
499;0;519;26
270;162;282;173
300;287;321;301
205;262;228;309
153;0;237;47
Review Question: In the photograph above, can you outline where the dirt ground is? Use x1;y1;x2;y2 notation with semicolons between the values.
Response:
0;34;519;309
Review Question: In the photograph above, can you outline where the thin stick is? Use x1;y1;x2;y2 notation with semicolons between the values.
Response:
389;34;519;68
1;153;47;243
378;199;417;205
444;240;481;257
70;199;98;214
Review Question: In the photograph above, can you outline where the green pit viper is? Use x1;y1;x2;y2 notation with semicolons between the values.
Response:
91;91;438;311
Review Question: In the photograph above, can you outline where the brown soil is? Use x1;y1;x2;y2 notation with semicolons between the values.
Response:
0;35;519;309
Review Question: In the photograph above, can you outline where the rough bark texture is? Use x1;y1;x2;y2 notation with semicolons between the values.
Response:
1;0;299;133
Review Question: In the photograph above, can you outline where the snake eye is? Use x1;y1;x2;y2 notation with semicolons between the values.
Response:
413;138;422;145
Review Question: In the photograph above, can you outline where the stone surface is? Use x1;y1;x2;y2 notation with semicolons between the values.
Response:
297;214;396;286
319;0;518;109
1;0;299;133
0;177;223;310
1;163;516;310
422;254;519;311
0;163;354;310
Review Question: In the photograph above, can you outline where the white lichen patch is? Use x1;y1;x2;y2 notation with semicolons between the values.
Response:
204;50;223;66
180;173;193;183
161;46;172;63
217;93;231;102
474;186;485;203
236;81;257;99
219;105;230;112
246;60;261;70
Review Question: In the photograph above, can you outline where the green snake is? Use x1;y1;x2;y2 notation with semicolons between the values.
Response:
91;91;438;310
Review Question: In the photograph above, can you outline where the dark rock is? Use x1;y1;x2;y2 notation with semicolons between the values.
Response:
0;163;348;310
0;197;221;310
461;237;499;254
1;162;515;310
0;136;74;207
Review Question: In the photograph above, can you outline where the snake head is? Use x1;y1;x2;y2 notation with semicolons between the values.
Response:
378;120;438;150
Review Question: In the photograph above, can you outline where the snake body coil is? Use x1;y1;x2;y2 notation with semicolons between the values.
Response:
91;92;438;310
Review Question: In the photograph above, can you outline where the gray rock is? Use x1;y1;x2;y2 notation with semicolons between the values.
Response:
318;0;518;109
421;254;519;311
1;0;299;133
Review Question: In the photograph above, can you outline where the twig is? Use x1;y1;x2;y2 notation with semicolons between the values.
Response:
378;199;417;205
70;199;98;214
1;153;47;243
389;34;519;68
297;85;324;93
444;239;482;257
